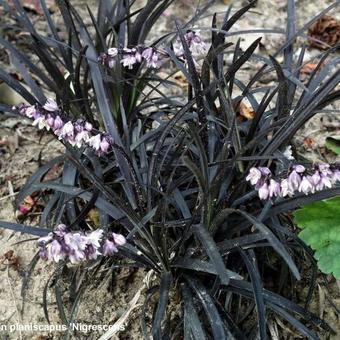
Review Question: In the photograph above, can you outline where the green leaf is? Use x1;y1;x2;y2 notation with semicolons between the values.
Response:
294;197;340;278
325;136;340;155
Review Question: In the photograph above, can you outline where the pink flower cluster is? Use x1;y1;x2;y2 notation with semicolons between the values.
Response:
173;31;208;58
38;224;126;263
98;31;207;69
246;164;340;200
15;99;113;155
99;46;161;69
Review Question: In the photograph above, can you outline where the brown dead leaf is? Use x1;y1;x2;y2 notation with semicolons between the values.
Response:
171;70;188;88
303;137;315;148
0;250;20;270
18;195;36;215
308;15;340;50
301;63;318;75
7;0;56;16
237;101;255;121
88;209;100;227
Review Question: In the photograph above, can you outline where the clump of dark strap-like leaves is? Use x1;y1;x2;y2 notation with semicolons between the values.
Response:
0;0;340;339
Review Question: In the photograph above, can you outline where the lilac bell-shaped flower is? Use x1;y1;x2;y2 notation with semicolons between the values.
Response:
298;176;314;194
86;229;104;249
99;137;110;154
59;121;74;139
246;167;262;185
54;224;68;238
121;52;137;69
84;122;93;131
53;115;64;132
25;106;37;118
75;130;90;148
311;171;321;186
43;98;58;112
48;240;65;263
32;115;47;130
102;239;118;256
258;183;269;200
293;165;305;173
280;179;294;197
84;244;101;260
268;179;281;198
88;134;102;151
108;47;118;57
258;167;271;176
288;170;301;191
332;170;340;183
45;115;55;131
39;244;49;261
102;232;126;256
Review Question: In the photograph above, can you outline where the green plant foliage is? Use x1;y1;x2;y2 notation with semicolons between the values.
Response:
325;136;340;155
294;197;340;278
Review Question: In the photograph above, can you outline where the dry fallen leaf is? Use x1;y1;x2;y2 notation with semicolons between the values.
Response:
0;250;20;270
7;0;56;16
88;209;100;227
308;15;340;49
171;70;188;88
18;195;36;215
301;63;318;75
238;101;255;121
303;137;315;148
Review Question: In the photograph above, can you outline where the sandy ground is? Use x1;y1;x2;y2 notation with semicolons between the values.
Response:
0;0;339;339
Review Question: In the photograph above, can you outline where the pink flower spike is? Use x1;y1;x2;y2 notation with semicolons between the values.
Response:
43;98;58;112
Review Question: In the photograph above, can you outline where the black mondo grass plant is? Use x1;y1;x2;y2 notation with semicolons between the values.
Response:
0;0;340;339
